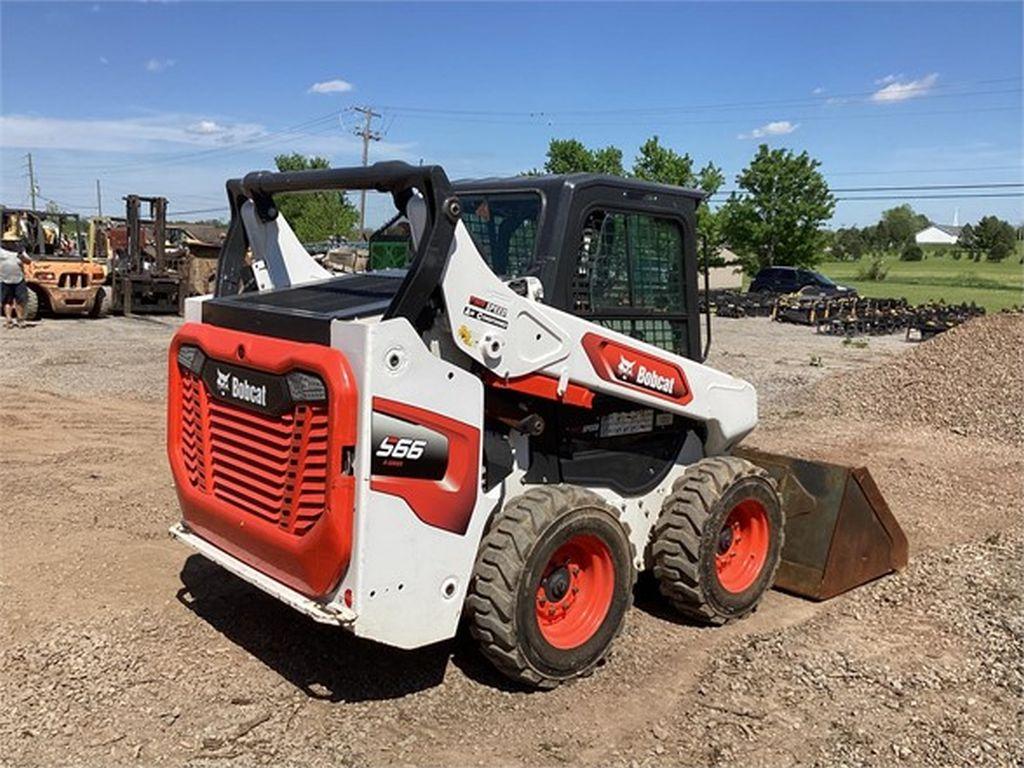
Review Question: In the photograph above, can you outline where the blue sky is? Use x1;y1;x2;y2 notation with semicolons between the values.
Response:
1;1;1021;228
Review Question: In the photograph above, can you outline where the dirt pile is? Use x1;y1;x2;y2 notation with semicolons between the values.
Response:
815;312;1024;446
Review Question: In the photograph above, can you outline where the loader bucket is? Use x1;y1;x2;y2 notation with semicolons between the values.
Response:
735;447;909;600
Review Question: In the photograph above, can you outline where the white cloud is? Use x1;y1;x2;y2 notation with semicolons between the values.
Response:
812;86;825;95
187;120;226;135
0;113;263;153
738;120;799;140
0;112;415;162
145;58;176;73
308;79;354;94
871;73;939;103
99;56;109;65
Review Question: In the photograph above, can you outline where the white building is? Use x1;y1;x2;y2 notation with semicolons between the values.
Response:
710;247;744;289
915;223;962;246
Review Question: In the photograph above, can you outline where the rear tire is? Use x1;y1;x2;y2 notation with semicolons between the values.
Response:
23;288;39;321
466;485;635;688
652;456;783;625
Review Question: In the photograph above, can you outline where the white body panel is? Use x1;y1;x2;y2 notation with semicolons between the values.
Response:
240;200;331;289
439;220;757;453
326;317;501;649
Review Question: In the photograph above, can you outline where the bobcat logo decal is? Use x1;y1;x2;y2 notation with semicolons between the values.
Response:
216;369;231;395
617;355;636;378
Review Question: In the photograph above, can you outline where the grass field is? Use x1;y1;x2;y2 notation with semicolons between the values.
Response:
818;248;1024;311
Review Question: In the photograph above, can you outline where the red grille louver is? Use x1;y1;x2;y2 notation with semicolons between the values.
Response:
168;323;357;598
179;371;330;536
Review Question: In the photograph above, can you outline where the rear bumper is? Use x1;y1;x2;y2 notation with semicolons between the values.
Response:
37;285;100;313
170;522;356;625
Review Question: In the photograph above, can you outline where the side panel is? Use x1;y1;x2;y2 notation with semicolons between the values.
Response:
331;317;501;650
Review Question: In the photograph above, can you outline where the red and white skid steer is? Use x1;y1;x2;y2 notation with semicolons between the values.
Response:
167;162;907;687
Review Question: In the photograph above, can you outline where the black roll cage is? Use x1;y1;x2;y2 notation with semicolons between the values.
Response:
213;161;460;327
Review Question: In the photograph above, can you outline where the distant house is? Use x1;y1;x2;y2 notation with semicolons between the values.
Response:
915;223;961;246
709;247;744;289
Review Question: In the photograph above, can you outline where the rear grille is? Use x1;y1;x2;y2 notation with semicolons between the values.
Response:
179;370;329;536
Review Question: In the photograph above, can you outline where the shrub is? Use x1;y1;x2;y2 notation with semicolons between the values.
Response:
900;242;924;262
950;248;962;261
857;255;889;281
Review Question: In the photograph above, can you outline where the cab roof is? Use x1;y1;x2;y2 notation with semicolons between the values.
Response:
452;173;706;202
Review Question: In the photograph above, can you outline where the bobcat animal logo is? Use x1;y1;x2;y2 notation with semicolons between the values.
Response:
216;369;231;395
617;355;636;379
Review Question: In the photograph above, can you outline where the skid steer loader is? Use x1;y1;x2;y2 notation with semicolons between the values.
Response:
167;162;907;688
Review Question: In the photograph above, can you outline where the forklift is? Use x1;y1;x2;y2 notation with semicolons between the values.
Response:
109;195;188;315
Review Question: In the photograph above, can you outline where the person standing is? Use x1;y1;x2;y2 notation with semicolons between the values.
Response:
1;243;32;328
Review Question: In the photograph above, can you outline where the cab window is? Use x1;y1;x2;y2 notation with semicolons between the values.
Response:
572;209;687;353
458;192;542;277
575;210;684;314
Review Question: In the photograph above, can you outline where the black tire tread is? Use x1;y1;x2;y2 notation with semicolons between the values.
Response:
651;456;782;625
466;485;633;689
24;288;40;321
90;288;111;318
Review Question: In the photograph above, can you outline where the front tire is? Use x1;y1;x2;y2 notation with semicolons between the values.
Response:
90;288;111;318
466;486;635;688
652;457;783;625
23;287;40;321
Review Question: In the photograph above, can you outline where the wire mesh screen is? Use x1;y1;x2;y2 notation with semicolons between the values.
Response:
459;193;542;277
592;318;687;355
571;210;689;355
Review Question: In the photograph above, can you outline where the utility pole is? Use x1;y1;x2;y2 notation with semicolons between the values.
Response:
351;106;381;237
95;179;103;217
26;153;37;210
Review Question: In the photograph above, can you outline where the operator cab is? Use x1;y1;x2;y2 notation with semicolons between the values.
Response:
202;167;705;361
452;175;704;360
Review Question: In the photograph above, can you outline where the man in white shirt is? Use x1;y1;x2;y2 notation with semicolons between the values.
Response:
1;244;32;328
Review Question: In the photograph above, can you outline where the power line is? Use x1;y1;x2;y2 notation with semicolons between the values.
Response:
382;103;1019;128
709;182;1024;197
378;76;1022;118
823;164;1022;177
167;206;230;217
835;192;1023;201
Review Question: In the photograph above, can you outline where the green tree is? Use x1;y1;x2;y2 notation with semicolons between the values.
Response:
719;144;835;271
272;153;359;242
632;136;694;186
832;227;867;261
957;224;979;260
900;241;924;262
877;204;929;250
544;139;624;175
973;215;1016;262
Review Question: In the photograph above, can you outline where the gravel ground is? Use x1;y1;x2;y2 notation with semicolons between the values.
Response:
1;314;1020;767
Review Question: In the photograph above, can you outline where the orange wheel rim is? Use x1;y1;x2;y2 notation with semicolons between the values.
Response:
715;499;770;593
535;534;615;650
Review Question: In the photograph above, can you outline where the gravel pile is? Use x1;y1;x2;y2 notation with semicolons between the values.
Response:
815;313;1024;446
